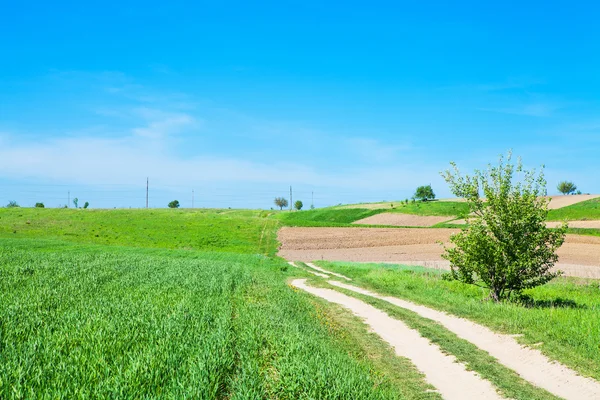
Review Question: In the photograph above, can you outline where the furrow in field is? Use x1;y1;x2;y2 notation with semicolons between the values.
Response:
328;280;600;400
291;279;506;400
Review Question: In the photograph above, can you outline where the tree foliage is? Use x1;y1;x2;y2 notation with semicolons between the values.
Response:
414;185;435;201
274;197;288;210
73;198;79;208
84;202;90;209
557;181;577;195
440;152;567;301
6;201;19;208
294;200;303;211
35;202;45;208
168;200;180;209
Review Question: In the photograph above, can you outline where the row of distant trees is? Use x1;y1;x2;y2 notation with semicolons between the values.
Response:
274;197;304;210
5;199;89;208
3;181;584;210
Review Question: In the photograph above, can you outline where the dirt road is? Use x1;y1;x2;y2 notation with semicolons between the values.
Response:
292;279;506;400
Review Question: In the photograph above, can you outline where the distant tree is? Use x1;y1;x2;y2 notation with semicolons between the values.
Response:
35;202;45;208
6;201;19;208
168;200;180;209
274;197;288;210
310;204;315;210
576;190;582;195
83;202;90;209
73;198;79;208
441;152;567;302
414;185;436;201
294;200;303;211
557;181;577;195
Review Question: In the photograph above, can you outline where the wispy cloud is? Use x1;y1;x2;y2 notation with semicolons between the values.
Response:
131;108;198;139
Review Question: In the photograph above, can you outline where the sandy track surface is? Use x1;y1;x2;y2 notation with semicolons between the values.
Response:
291;279;505;400
547;220;600;229
329;280;600;400
353;213;454;227
278;227;600;278
546;194;600;209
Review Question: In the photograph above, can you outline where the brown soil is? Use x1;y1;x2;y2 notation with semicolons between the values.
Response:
278;227;600;278
353;213;454;227
547;220;600;229
546;194;600;209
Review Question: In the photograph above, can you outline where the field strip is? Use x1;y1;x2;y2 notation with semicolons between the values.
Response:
291;278;506;400
328;280;600;400
288;261;330;278
305;262;352;280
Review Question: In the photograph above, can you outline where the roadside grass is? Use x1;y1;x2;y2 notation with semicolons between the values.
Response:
0;238;431;399
315;261;600;381
548;197;600;220
312;279;559;400
304;294;441;399
0;208;279;255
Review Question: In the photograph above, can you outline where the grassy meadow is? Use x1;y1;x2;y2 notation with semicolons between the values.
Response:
548;197;600;220
315;261;600;381
0;209;435;399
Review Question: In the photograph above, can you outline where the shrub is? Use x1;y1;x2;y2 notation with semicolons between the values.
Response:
168;200;180;209
35;202;45;208
441;151;567;302
84;202;89;209
294;200;303;211
6;201;19;208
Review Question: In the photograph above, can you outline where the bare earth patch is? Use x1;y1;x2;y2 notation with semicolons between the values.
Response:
547;220;600;229
292;279;505;400
278;227;600;278
546;194;600;209
353;213;455;227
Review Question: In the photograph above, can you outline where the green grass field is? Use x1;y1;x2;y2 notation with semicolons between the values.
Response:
548;197;600;220
315;261;600;382
0;209;436;399
276;201;468;227
0;208;278;255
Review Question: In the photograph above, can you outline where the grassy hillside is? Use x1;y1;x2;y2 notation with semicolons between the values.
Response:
0;210;435;398
277;201;469;227
548;197;600;220
276;208;384;227
316;261;600;381
0;208;279;255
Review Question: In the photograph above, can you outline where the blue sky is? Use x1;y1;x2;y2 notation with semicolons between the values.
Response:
1;1;599;208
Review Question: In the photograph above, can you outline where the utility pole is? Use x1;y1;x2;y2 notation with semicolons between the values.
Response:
192;190;194;208
68;191;70;208
290;186;293;212
146;178;149;209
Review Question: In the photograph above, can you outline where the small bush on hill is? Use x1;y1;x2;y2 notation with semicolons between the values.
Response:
557;181;577;195
168;200;180;208
414;185;435;201
274;197;288;210
35;203;45;208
